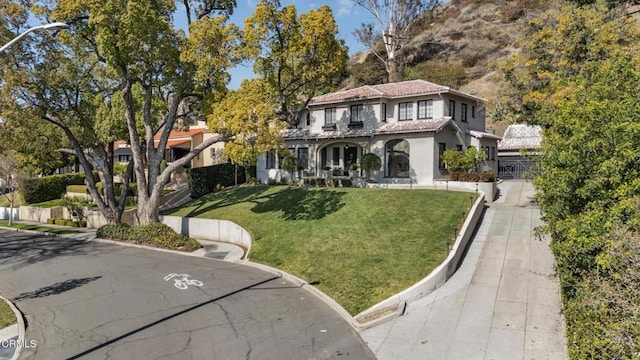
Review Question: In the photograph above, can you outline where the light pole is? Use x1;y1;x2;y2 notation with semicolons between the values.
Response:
0;22;69;53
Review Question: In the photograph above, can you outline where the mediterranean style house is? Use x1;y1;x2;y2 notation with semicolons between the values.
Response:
256;79;500;185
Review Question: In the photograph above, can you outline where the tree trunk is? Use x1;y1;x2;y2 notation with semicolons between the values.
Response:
387;60;401;83
137;191;161;225
8;195;14;226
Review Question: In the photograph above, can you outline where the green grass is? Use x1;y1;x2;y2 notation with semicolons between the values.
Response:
166;185;477;315
0;299;16;329
0;193;21;208
0;221;82;234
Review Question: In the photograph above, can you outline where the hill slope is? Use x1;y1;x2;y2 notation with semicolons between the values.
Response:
345;0;559;134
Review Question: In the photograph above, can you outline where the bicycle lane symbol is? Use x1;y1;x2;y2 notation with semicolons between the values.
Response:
163;273;204;290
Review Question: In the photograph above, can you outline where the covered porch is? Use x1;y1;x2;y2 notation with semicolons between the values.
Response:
317;141;363;177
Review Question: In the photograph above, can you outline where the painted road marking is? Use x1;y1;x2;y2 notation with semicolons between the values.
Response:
163;273;203;290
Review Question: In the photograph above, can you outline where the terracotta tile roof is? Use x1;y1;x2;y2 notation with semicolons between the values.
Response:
283;127;371;140
309;80;451;105
498;124;543;151
377;119;450;133
372;80;449;97
153;128;206;140
155;139;191;148
284;118;451;140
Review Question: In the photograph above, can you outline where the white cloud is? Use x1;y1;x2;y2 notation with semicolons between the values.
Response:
336;0;352;17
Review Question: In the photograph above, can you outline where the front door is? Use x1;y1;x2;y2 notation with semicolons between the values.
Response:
345;146;358;175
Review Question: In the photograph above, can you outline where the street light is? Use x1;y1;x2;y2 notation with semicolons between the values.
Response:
0;22;69;53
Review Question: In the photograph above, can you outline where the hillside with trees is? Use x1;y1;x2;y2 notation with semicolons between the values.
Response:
345;0;637;134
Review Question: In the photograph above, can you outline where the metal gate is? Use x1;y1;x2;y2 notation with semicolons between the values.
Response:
498;159;536;180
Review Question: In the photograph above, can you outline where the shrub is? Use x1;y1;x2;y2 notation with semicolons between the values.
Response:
54;219;67;226
481;171;496;182
96;223;131;240
65;220;79;227
361;153;382;178
77;220;87;228
442;150;466;172
47;218;55;224
96;222;201;251
281;156;299;176
96;182;137;197
188;163;247;199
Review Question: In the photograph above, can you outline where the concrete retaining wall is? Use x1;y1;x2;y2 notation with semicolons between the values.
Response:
354;191;486;328
433;180;497;202
19;205;138;228
160;215;252;259
83;208;139;228
19;206;63;222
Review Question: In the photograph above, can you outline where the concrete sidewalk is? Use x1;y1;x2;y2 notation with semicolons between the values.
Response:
362;181;567;359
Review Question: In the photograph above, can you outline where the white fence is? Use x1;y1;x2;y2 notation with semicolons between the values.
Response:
0;207;19;221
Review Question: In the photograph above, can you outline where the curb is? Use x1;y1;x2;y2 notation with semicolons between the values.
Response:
236;261;359;329
0;295;25;360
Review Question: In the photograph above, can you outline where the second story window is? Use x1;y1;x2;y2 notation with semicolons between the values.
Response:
306;112;310;126
418;100;433;119
461;103;468;122
449;100;456;120
399;102;413;121
350;104;364;123
325;108;336;125
472;105;476;118
382;103;387;122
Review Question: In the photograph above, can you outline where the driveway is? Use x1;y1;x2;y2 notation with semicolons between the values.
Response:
362;181;567;359
0;230;374;359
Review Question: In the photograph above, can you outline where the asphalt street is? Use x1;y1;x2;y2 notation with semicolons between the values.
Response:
0;229;374;359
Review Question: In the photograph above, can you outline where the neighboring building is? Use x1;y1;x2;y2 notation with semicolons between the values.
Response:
256;79;500;185
497;124;543;179
115;120;227;168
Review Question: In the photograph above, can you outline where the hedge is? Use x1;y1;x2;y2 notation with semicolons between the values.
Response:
96;182;138;197
21;173;92;204
188;163;247;199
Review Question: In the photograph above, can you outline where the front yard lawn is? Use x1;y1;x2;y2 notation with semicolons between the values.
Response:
165;185;477;315
0;298;15;329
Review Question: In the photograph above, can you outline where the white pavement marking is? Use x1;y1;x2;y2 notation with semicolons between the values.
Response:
163;273;204;290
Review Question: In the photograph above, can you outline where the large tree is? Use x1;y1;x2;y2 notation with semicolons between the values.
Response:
0;0;240;224
243;0;348;126
0;11;131;222
0;118;76;176
209;78;286;168
353;0;440;83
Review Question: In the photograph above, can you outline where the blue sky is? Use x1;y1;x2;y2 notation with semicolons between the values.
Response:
222;0;375;88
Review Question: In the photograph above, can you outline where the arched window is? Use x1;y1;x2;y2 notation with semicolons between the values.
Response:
386;140;410;178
